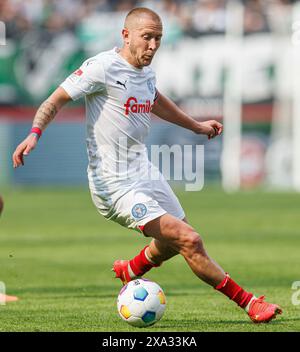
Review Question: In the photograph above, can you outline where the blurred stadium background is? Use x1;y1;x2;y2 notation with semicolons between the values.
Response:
1;0;300;190
1;0;300;332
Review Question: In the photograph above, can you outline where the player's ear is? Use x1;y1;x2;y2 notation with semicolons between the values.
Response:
122;28;130;44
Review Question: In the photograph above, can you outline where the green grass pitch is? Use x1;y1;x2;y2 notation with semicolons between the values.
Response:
0;187;299;332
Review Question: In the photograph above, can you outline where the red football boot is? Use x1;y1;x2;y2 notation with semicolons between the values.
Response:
248;296;282;323
112;260;133;285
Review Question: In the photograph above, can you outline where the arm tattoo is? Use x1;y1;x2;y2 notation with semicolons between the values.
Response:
32;100;58;130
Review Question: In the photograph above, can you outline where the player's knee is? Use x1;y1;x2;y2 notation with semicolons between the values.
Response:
160;218;204;255
178;228;204;255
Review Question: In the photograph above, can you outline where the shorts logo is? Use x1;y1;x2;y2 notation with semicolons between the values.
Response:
147;79;154;94
131;203;147;219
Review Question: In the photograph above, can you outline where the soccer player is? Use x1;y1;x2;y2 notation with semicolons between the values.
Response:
0;195;19;303
12;8;282;323
0;195;3;216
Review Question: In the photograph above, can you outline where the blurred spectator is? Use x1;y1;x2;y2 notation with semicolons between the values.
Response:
1;0;295;41
190;0;226;35
113;0;138;12
19;0;44;25
243;0;270;34
0;0;295;106
0;0;32;39
139;0;184;44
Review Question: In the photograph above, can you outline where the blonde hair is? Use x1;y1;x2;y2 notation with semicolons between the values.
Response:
124;7;162;29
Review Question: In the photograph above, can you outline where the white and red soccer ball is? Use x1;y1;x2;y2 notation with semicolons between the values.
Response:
117;278;166;327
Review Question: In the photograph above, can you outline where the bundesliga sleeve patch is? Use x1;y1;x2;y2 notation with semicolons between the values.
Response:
74;68;83;76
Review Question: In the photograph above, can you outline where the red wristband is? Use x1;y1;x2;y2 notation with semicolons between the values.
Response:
30;127;42;138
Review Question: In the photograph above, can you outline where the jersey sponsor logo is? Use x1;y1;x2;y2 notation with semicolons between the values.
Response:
131;203;147;219
124;97;153;116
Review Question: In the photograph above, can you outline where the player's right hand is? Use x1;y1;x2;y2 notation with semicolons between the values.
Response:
12;134;39;168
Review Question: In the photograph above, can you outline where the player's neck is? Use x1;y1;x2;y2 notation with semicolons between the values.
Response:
118;48;143;70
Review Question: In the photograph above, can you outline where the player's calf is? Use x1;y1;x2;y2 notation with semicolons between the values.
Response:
143;214;226;286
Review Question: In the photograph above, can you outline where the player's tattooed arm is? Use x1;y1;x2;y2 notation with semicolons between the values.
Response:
32;100;58;130
32;87;72;130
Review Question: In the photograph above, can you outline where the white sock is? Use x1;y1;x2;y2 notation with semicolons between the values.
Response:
245;296;257;313
144;247;156;265
127;263;137;279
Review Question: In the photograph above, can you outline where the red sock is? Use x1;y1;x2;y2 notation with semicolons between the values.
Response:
129;246;160;277
215;274;253;309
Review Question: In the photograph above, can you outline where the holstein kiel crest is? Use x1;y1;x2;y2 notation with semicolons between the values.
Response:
147;79;155;94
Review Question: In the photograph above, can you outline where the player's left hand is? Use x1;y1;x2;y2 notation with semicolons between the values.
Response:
198;120;223;139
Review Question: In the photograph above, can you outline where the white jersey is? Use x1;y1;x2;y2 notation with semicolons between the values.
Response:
61;47;158;199
61;48;185;231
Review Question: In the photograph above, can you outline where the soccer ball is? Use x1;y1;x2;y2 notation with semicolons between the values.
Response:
117;278;166;328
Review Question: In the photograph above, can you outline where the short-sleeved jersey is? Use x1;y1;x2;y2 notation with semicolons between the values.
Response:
60;48;158;201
